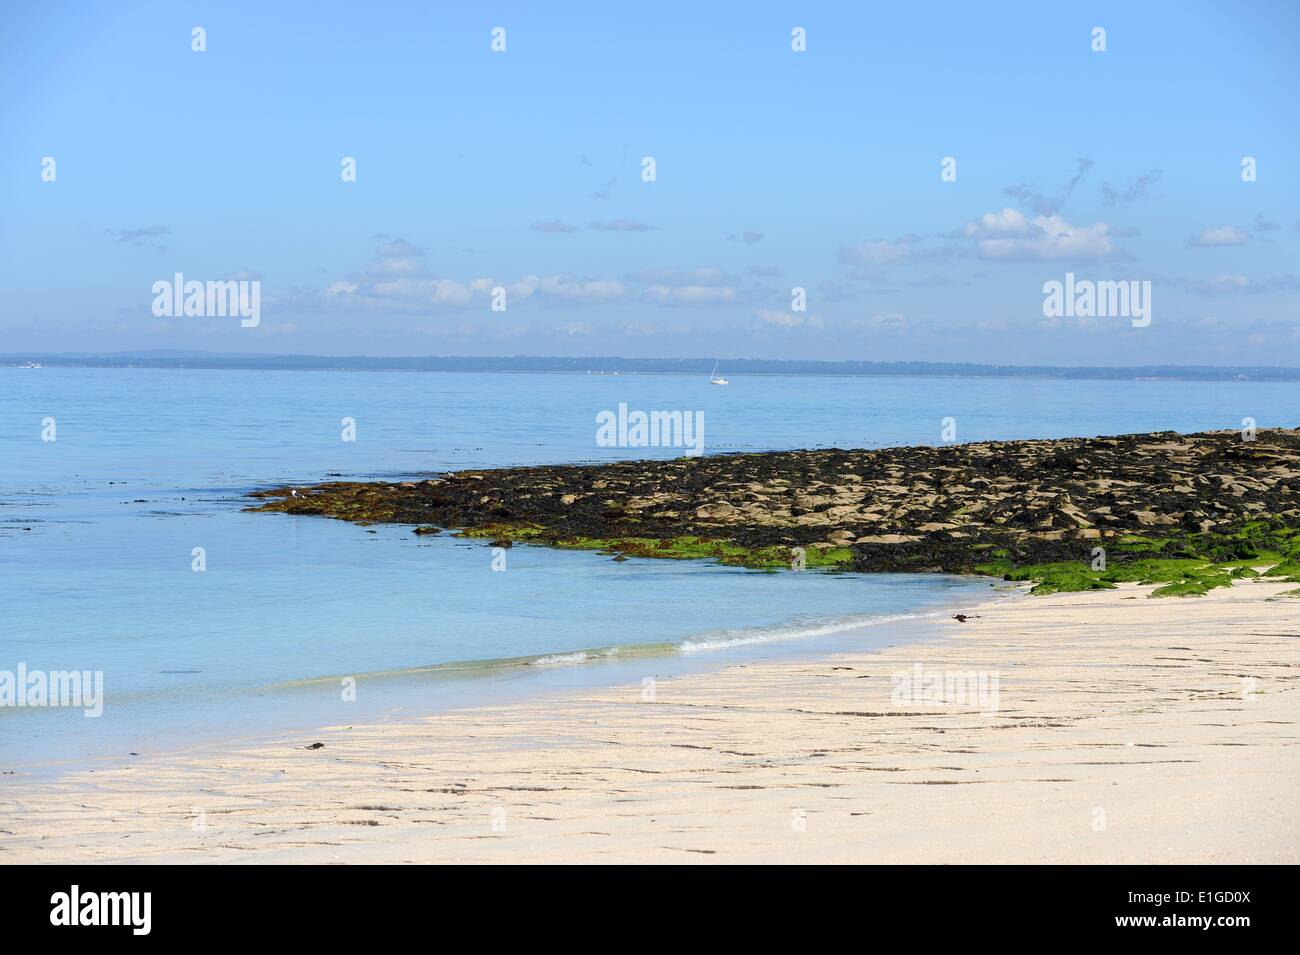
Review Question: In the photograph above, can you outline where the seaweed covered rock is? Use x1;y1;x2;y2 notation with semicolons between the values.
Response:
249;428;1300;593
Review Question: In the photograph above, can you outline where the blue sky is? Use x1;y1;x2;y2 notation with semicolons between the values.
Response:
2;0;1297;363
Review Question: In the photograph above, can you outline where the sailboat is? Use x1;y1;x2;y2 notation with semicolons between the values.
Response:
709;361;729;385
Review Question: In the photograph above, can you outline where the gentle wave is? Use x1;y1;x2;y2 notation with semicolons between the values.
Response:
677;611;934;652
270;609;939;689
530;648;621;667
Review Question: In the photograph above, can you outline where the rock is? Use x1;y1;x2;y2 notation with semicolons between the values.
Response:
1131;510;1176;525
249;428;1300;581
694;502;736;519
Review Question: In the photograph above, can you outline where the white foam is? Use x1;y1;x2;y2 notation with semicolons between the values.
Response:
677;611;934;653
530;648;619;667
530;652;590;666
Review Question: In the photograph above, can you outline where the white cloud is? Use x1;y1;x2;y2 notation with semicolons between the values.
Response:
1186;273;1300;295
536;275;625;301
324;274;536;311
1190;274;1250;294
529;220;578;234
839;238;912;266
623;267;739;305
644;284;736;304
855;312;909;333
375;238;424;258
366;256;425;277
963;208;1119;261
313;239;754;315
316;239;618;312
966;208;1034;237
589;219;655;232
756;308;821;328
1187;225;1250;247
626;267;733;287
325;281;359;297
108;224;171;248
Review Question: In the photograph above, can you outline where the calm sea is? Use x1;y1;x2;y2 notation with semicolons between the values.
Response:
0;367;1291;771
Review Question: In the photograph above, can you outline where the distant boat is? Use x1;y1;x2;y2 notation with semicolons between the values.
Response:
23;361;41;369
709;361;729;385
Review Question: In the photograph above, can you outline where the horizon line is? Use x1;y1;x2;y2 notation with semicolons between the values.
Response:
6;349;1300;369
5;352;1300;382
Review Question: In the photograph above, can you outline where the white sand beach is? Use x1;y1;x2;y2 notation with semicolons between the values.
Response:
2;579;1297;864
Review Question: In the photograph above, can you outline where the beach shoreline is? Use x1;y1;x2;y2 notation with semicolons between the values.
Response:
2;578;1296;864
1;571;995;783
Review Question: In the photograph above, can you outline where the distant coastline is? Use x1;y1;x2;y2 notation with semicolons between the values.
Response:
4;352;1300;382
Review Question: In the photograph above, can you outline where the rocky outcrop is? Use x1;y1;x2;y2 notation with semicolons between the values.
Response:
249;429;1300;577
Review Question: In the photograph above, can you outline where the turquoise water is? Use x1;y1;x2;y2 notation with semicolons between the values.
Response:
0;368;1293;769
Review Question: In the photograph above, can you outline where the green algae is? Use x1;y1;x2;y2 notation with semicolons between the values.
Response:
1261;560;1300;582
536;534;849;570
454;523;853;570
976;526;1292;597
459;523;547;540
978;556;1242;597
